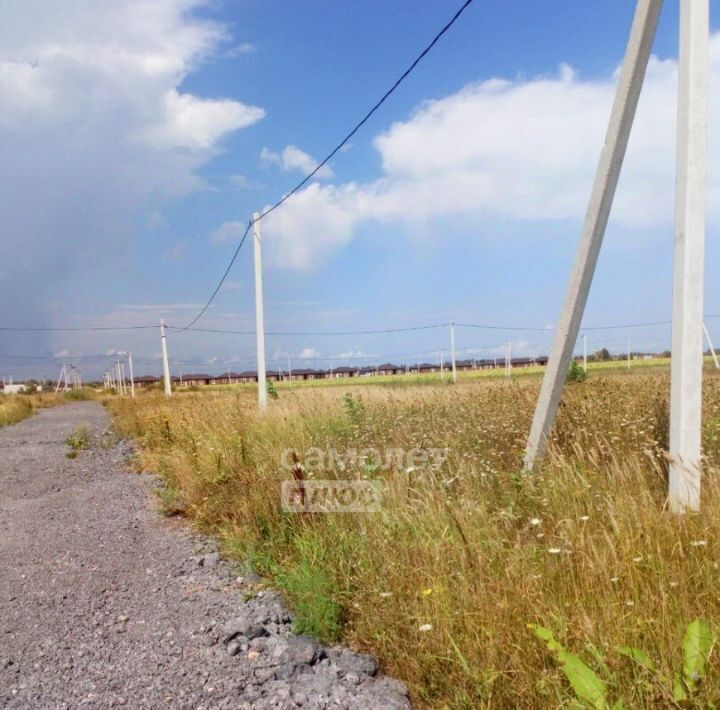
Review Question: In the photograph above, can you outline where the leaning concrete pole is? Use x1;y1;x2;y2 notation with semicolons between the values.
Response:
160;319;172;397
253;213;267;410
524;0;662;470
669;0;708;513
703;323;719;369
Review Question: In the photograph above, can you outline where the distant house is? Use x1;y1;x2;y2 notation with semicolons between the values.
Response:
237;371;258;383
290;368;320;381
134;375;159;388
184;373;212;386
331;366;358;378
377;363;402;376
1;382;26;394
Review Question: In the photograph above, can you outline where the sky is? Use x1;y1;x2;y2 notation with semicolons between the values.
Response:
1;0;720;381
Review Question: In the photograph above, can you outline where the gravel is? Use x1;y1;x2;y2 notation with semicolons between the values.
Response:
0;402;411;709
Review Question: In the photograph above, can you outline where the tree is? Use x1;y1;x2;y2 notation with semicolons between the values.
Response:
594;347;611;362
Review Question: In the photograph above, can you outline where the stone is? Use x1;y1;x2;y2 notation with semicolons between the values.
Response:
223;617;266;643
327;647;379;677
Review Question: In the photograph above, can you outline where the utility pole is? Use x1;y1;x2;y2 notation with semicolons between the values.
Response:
505;342;512;379
703;323;720;369
450;321;457;384
160;319;172;397
253;212;267;410
669;0;708;513
627;336;631;370
55;364;66;394
583;334;588;372
524;0;662;470
128;352;135;399
287;355;292;385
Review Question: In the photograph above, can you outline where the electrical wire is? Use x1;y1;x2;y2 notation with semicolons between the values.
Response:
168;323;447;336
179;0;477;331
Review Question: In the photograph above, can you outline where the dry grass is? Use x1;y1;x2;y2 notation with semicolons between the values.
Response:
110;370;720;708
0;391;67;427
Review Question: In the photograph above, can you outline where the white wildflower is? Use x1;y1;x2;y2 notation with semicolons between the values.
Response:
418;624;432;632
548;548;562;555
529;518;542;526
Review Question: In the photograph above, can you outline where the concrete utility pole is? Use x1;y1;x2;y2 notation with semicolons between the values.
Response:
253;213;267;410
160;319;172;397
669;0;708;513
440;351;445;381
450;321;457;383
505;342;511;379
703;323;719;369
128;352;135;399
55;364;65;394
627;336;631;370
524;0;662;471
287;355;292;384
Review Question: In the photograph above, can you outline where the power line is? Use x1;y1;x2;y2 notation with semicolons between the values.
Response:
169;323;446;337
0;325;156;333
179;0;477;331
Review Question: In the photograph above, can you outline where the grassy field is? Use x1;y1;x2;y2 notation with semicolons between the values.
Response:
0;390;75;428
110;367;720;708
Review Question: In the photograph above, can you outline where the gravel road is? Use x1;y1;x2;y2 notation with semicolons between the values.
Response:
0;402;410;709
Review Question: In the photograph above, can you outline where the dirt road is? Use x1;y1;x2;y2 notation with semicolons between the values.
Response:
0;403;409;709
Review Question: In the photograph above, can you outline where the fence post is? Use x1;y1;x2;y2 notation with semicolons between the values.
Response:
253;213;267;410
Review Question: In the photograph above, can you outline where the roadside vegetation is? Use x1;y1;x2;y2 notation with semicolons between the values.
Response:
0;391;76;428
110;369;720;707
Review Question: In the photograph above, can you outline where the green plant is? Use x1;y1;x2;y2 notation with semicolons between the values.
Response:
532;619;715;707
619;618;714;703
342;392;365;424
531;625;609;708
267;380;279;400
64;425;91;451
567;360;588;383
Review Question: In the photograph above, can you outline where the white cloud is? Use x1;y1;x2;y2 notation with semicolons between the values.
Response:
224;42;256;58
260;145;333;179
338;350;365;358
261;40;720;269
165;239;187;261
210;221;247;245
53;349;70;358
298;348;320;359
0;0;263;328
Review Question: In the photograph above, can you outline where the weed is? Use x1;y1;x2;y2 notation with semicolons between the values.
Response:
64;426;91;451
567;360;588;383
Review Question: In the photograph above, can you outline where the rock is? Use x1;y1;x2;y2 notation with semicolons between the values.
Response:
223;617;267;643
226;641;241;657
275;663;310;680
327;647;379;677
284;635;320;665
199;553;220;568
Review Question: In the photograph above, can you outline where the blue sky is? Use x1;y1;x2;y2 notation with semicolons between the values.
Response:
1;0;719;380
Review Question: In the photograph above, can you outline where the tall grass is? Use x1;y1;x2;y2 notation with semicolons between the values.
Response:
111;371;720;707
0;391;67;428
